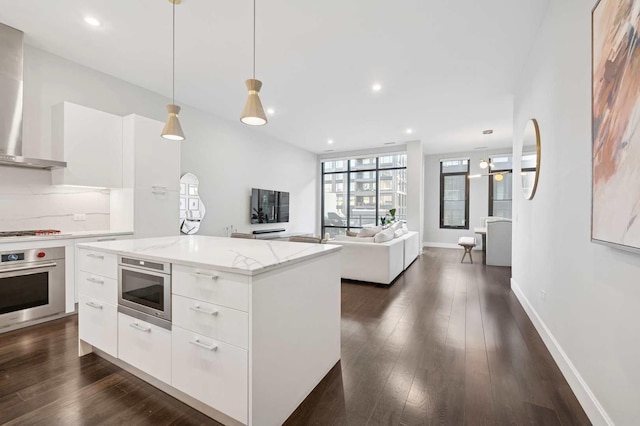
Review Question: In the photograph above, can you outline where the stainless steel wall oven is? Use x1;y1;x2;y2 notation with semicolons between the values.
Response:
0;247;65;329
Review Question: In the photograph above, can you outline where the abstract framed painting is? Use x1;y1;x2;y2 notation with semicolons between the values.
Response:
592;0;640;252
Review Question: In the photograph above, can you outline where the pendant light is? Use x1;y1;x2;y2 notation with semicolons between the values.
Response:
161;0;185;140
240;0;267;126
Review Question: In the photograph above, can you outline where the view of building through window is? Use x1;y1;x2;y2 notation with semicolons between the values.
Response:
440;159;469;229
489;155;513;218
322;154;407;237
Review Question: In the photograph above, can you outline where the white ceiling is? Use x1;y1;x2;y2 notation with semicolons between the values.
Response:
0;0;549;154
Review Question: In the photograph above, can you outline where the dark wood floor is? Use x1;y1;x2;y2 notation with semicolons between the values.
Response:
0;248;590;426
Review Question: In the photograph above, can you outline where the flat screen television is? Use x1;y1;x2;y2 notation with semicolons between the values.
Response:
250;188;290;224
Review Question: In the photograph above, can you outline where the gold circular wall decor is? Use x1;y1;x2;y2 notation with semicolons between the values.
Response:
520;118;541;200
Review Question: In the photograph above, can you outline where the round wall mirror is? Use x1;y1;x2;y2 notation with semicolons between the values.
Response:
520;118;541;200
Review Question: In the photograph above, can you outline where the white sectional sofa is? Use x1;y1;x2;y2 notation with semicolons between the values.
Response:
326;231;420;285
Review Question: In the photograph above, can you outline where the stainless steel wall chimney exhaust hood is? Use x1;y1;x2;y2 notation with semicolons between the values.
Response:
0;23;66;170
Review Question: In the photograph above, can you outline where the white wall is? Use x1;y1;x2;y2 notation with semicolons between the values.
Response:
512;0;640;424
423;148;510;247
7;46;317;235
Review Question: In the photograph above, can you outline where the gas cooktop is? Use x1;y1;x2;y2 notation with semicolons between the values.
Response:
0;230;62;237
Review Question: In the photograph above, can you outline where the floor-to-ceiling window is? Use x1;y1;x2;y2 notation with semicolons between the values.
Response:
440;159;469;229
322;154;407;238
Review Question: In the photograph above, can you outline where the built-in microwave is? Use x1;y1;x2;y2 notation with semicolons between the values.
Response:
118;256;171;330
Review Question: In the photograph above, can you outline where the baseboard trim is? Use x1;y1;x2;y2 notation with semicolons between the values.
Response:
510;278;613;426
423;242;480;250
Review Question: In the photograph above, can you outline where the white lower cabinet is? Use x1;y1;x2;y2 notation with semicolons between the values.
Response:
78;294;118;357
118;313;172;385
171;325;248;424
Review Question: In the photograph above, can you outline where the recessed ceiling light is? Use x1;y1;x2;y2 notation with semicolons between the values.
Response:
474;146;488;150
266;108;275;115
372;83;382;92
383;142;396;145
327;139;334;145
324;149;335;153
405;128;414;134
482;129;494;135
84;16;102;27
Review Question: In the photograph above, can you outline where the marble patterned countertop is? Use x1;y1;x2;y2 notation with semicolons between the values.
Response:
0;230;134;244
78;235;341;276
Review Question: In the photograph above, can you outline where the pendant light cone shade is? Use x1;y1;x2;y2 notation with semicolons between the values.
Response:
495;173;504;182
161;0;185;140
240;79;267;126
161;104;185;140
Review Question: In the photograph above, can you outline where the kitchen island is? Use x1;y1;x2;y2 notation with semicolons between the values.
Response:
76;235;341;426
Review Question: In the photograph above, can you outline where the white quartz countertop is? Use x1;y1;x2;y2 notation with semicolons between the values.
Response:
0;230;133;244
78;235;341;276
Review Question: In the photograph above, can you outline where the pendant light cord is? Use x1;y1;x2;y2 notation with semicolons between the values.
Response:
253;0;256;79
172;0;176;104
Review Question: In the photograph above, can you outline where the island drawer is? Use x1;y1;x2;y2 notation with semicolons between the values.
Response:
172;295;248;349
171;325;248;424
78;270;118;305
78;249;117;279
78;294;118;358
172;265;249;312
118;313;171;385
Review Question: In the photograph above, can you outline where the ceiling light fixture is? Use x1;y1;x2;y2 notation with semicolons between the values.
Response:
161;0;185;141
327;139;334;145
84;16;101;27
240;0;267;126
266;108;275;115
405;128;413;134
479;159;489;169
372;83;382;92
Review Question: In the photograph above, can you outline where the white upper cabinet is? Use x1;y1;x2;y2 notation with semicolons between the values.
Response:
123;115;181;190
51;102;123;188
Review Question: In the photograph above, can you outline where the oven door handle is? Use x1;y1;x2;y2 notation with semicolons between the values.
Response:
129;322;151;333
0;262;58;274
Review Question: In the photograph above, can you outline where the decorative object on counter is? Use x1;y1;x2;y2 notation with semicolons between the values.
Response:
161;0;185;141
592;0;640;252
240;0;268;126
179;173;205;234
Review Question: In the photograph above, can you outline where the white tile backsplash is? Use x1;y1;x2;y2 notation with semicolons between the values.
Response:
0;167;110;232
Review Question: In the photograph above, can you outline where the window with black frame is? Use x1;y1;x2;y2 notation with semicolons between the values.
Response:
488;155;513;218
440;159;469;229
322;154;407;238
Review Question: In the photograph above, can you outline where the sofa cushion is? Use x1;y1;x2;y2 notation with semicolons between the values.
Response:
358;226;383;237
346;230;358;237
374;227;396;243
394;229;404;239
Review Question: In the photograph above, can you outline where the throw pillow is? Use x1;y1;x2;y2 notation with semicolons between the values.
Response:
358;226;382;237
374;227;395;243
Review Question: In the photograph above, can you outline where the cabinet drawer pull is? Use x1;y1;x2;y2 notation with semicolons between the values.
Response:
190;305;219;316
86;253;104;260
86;277;104;285
190;338;218;351
192;272;219;280
85;301;103;310
129;322;151;333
